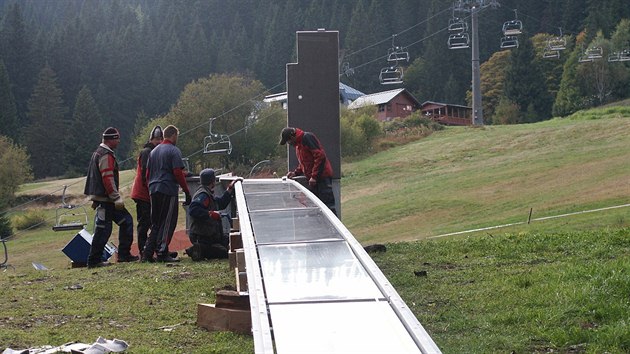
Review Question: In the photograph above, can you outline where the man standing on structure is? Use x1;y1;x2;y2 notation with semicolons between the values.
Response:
142;125;191;262
84;127;138;268
279;127;336;215
130;125;162;259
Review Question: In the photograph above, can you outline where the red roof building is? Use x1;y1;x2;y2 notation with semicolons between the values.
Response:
347;88;420;121
420;101;472;126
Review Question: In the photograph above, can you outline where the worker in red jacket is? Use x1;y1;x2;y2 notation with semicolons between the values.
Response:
279;127;336;215
130;126;163;257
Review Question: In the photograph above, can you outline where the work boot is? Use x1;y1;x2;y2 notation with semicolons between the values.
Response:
117;254;140;263
87;261;111;269
155;255;180;263
185;244;203;262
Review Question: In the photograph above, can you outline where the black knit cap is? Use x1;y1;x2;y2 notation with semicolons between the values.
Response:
149;125;163;141
200;168;216;185
102;127;120;140
279;127;296;145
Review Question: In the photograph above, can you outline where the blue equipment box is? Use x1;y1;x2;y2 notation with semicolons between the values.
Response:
62;229;116;263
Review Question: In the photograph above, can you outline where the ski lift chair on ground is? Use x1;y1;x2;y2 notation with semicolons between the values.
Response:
52;185;88;232
203;118;233;155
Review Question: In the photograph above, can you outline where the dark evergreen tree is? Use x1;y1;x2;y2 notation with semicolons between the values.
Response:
0;3;34;125
25;65;68;179
0;59;18;141
504;35;553;122
68;86;102;175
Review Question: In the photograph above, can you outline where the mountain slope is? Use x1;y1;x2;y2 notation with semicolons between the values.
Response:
341;108;630;243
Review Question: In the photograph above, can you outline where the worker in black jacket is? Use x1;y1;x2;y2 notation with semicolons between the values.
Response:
185;169;241;261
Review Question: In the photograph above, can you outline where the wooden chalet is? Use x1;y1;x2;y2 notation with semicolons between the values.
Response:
347;88;420;121
420;101;472;126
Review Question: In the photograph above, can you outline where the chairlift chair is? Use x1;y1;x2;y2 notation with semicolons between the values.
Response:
500;35;519;49
542;47;560;59
609;49;630;62
448;33;470;49
608;52;620;62
341;62;354;77
52;185;88;232
502;20;522;36
448;18;468;33
387;47;410;62
585;47;603;60
203;118;233;155
578;54;593;63
379;66;403;85
547;37;566;51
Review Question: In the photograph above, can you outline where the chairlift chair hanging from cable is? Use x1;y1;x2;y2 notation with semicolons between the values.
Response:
547;37;566;51
203;118;232;155
585;47;603;60
502;9;522;36
448;32;470;49
52;185;88;232
542;47;560;59
547;28;566;51
387;47;410;62
608;49;630;62
500;35;519;49
386;35;410;63
448;17;468;33
379;66;403;85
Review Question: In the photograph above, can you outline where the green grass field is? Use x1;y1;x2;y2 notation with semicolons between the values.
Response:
1;105;629;353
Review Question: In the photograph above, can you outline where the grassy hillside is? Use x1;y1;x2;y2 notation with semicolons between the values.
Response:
341;108;630;243
2;105;629;353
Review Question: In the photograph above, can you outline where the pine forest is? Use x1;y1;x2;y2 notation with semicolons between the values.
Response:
0;0;629;179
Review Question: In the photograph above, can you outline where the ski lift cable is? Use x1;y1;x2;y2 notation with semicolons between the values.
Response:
2;181;82;217
0;4;486;216
343;6;453;59
178;80;287;138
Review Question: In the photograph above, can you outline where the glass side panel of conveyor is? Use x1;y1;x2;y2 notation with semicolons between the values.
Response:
243;181;303;194
269;301;422;354
245;191;318;211
257;241;385;303
248;208;342;244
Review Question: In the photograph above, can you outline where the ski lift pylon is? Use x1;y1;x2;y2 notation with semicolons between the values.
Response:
203;118;232;155
52;185;88;232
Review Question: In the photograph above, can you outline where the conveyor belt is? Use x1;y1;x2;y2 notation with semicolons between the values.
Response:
233;178;441;354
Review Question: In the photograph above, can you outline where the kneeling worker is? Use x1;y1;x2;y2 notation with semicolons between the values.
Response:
186;169;242;261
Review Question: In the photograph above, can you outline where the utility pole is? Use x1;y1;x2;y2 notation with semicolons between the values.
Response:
454;0;499;126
